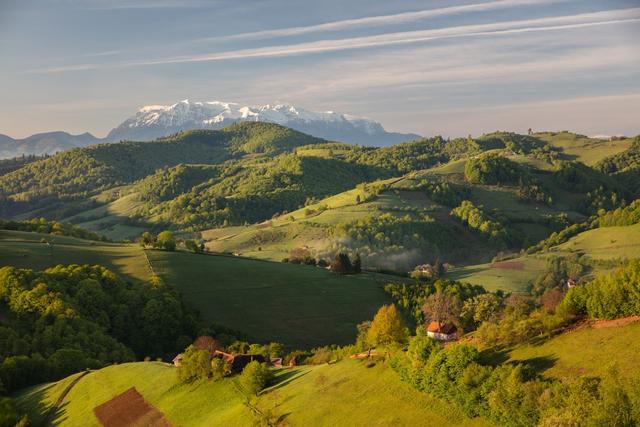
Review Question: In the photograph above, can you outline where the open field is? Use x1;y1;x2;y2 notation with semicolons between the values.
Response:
0;230;393;348
550;223;640;260
507;320;640;380
15;360;493;427
0;230;150;282
147;250;390;348
445;257;545;293
446;223;640;293
536;131;633;165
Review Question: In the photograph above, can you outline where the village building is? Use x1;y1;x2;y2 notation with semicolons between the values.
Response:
172;354;183;367
426;321;458;341
211;350;267;373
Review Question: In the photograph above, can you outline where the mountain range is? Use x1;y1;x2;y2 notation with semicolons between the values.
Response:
0;100;420;158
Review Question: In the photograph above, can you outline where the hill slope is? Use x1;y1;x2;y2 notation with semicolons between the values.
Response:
15;360;491;427
0;230;391;347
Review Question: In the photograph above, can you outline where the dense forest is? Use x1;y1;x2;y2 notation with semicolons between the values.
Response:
0;265;196;393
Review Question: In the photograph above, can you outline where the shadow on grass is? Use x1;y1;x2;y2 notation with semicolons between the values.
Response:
265;368;311;392
478;347;558;376
14;382;71;427
509;355;558;376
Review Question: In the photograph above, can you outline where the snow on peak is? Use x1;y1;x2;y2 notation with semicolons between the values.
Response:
129;100;383;134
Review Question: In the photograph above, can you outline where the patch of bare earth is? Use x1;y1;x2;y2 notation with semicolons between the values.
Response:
94;387;172;427
591;316;640;329
490;261;525;270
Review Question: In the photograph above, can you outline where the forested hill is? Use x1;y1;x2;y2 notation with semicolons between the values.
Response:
0;123;326;212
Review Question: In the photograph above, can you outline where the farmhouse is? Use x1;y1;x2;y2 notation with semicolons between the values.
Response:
426;321;458;341
172;349;267;372
212;350;267;373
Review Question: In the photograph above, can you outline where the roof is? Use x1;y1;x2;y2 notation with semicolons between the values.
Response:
426;321;457;334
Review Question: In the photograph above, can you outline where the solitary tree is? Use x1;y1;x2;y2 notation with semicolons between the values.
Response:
366;304;408;348
192;335;221;354
177;345;211;382
185;239;199;253
422;292;462;326
155;231;176;251
330;253;352;274
140;231;155;247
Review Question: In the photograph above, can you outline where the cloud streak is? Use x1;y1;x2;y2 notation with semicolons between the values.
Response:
207;0;564;41
30;8;640;74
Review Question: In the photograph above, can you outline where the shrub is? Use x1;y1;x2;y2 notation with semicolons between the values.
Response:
240;361;273;395
177;346;211;382
155;231;176;251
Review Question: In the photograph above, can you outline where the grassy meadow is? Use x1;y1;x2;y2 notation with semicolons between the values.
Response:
147;250;390;348
0;230;151;282
507;321;640;380
0;230;392;348
15;359;493;427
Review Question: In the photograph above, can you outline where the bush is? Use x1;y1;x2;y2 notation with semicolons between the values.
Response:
560;260;640;319
210;358;229;381
464;153;524;185
155;231;176;251
240;361;273;395
177;346;211;382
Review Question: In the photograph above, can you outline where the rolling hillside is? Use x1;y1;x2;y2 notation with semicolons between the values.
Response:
0;229;390;347
446;219;640;293
14;359;492;427
203;150;596;272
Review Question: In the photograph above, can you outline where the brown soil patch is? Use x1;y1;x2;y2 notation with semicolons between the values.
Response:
592;316;640;329
94;387;172;427
397;190;431;203
490;261;525;270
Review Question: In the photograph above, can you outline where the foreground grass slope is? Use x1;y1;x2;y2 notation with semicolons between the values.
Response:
15;360;492;427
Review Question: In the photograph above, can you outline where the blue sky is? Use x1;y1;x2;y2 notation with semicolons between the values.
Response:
1;0;639;138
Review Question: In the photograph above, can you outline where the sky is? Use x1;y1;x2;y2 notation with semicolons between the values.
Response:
0;0;639;139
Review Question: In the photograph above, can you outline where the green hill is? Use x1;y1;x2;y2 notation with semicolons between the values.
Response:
445;214;640;293
14;360;492;427
0;123;327;216
507;320;640;380
204;150;618;273
0;229;391;348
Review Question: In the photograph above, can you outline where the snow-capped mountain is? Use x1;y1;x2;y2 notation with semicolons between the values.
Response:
106;100;420;146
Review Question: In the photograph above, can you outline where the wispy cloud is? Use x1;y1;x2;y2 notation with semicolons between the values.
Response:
204;0;564;41
30;8;640;73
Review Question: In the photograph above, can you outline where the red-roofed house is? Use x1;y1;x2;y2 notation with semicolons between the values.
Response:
426;321;458;341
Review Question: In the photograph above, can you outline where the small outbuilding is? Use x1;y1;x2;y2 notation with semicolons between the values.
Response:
172;354;183;367
426;321;458;341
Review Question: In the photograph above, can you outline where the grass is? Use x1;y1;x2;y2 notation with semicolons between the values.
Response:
0;230;151;282
536;131;633;165
550;223;640;260
147;250;390;348
507;321;640;380
63;192;146;241
445;257;545;293
0;230;393;348
15;360;493;427
445;223;640;293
